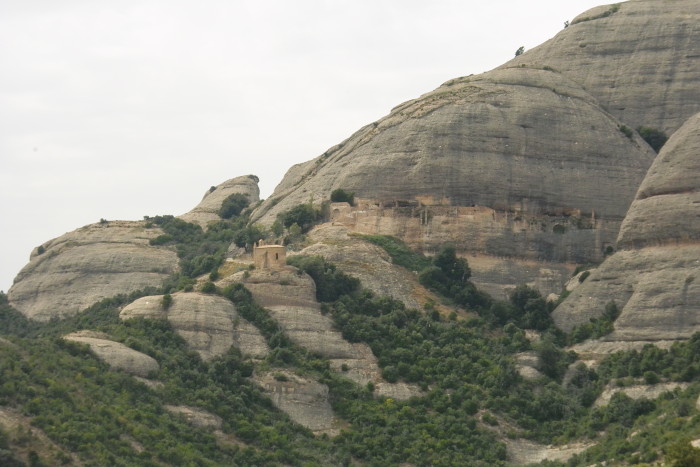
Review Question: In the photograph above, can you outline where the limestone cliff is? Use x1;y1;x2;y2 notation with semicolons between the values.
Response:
503;0;700;136
179;175;260;226
8;221;179;321
553;112;700;341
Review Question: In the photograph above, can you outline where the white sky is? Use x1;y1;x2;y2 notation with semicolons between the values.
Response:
0;0;606;293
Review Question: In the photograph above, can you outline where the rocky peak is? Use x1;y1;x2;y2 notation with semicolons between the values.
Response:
179;174;260;226
553;112;700;340
503;0;700;136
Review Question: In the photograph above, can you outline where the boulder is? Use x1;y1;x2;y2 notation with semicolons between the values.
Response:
8;221;179;321
252;370;339;436
164;405;223;430
120;292;269;360
64;331;159;378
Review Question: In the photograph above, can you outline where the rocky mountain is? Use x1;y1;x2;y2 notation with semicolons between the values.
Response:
503;0;700;136
3;1;700;465
553;112;700;341
250;59;656;297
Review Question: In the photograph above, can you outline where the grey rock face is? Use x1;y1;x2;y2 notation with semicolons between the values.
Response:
251;68;654;294
8;221;179;321
618;113;700;249
252;370;339;436
254;68;653;231
504;0;700;135
64;331;159;378
179;175;260;227
594;382;690;408
234;268;423;400
553;113;700;340
120;292;269;360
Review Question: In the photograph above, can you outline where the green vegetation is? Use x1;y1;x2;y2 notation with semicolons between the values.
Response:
330;188;355;205
637;126;669;153
360;234;431;272
571;3;621;25
286;255;360;302
218;193;250;219
618;124;634;139
278;203;323;234
568;301;620;344
147;213;262;288
6;223;700;465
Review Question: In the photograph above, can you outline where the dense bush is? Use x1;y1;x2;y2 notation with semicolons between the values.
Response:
218;193;250;219
361;234;431;271
637;126;668;153
286;255;360;302
279;204;322;233
330;188;355;205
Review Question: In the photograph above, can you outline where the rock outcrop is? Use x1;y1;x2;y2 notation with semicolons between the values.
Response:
164;405;223;430
254;68;653;230
295;224;423;309
64;331;159;378
594;382;690;408
228;267;423;400
553;112;700;341
8;221;179;321
120;292;269;360
251;67;655;295
252;370;339;436
504;0;700;136
179;175;260;226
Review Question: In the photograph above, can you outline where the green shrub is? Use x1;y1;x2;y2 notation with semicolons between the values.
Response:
619;124;634;139
161;293;173;310
637;126;668;153
330;188;355;205
361;235;431;272
279;204;322;233
286;255;360;302
218;193;249;219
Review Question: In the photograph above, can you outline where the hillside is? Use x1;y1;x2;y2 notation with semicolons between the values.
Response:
3;0;700;465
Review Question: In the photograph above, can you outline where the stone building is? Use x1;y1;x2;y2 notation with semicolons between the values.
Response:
253;240;286;270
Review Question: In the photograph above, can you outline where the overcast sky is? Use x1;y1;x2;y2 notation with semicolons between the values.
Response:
0;0;607;293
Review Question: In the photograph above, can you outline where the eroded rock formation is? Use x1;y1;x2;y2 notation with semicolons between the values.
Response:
252;370;339;436
120;292;269;360
553;112;700;341
228;267;423;400
296;224;423;309
179;175;260;226
251;66;655;295
64;330;159;378
8;221;179;321
504;0;700;135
